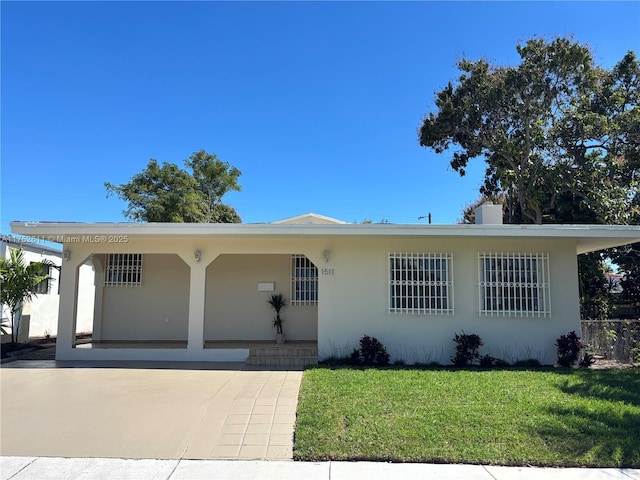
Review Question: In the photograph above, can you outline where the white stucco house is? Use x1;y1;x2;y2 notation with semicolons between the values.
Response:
9;205;640;365
1;235;95;342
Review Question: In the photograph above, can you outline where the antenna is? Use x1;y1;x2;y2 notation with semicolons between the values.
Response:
418;213;432;224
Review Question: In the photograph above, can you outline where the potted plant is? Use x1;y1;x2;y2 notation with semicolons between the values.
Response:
267;293;287;344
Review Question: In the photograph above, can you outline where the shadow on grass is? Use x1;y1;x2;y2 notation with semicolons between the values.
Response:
557;369;640;407
535;369;640;467
535;404;640;467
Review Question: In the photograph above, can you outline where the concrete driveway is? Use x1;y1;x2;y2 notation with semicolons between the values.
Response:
0;361;302;460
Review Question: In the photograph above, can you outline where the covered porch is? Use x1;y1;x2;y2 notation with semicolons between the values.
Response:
53;236;327;364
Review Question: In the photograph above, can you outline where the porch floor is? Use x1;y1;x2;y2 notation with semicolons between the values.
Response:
74;340;318;366
77;340;317;349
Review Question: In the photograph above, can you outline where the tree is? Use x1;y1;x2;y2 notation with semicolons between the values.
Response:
420;37;639;318
419;37;639;225
105;150;242;223
0;248;51;344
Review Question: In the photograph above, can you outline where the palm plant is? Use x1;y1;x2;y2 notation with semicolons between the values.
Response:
267;293;287;335
0;248;52;344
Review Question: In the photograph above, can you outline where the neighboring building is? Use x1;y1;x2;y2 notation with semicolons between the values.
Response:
1;235;95;342
10;207;640;364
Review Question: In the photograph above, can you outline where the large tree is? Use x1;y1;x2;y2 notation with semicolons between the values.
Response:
419;37;639;225
105;150;242;223
420;37;639;318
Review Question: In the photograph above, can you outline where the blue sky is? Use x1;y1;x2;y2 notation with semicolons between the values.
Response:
2;1;639;235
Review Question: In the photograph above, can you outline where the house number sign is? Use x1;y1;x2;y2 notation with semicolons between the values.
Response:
321;268;335;276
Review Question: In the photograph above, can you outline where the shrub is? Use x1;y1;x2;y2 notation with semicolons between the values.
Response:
555;331;583;367
348;348;361;366
451;332;483;367
512;358;542;368
319;355;351;366
479;354;495;368
350;335;391;367
579;352;595;368
493;358;511;367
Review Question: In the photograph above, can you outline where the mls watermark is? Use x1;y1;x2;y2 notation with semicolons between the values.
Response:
7;234;129;244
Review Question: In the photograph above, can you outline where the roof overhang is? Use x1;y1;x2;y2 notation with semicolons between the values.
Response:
10;221;640;255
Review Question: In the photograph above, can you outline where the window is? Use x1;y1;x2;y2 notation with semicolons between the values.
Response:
389;253;453;314
291;255;317;305
32;262;52;295
478;252;550;317
104;254;143;287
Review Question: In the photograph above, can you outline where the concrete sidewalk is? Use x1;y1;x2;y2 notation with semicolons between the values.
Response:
2;457;639;480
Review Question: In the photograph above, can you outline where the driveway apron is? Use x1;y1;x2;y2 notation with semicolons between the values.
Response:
0;361;302;460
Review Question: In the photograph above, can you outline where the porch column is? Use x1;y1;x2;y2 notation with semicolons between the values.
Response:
187;262;207;351
91;256;104;342
56;255;80;359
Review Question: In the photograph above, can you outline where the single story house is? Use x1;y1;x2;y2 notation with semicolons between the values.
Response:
10;206;640;365
1;235;95;343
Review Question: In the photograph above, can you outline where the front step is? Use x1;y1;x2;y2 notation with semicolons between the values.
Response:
246;345;318;367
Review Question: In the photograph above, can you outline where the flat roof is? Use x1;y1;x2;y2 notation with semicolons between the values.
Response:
1;233;62;257
10;221;640;255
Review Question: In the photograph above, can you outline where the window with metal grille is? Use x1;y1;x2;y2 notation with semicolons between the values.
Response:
291;255;317;305
478;252;550;317
389;253;453;314
104;253;143;287
31;262;52;295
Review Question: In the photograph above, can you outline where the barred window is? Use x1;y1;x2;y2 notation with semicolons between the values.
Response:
478;252;550;317
291;255;317;305
32;262;52;295
389;253;453;314
105;254;143;287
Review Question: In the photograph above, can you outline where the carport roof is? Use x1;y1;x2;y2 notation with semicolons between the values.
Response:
10;221;640;255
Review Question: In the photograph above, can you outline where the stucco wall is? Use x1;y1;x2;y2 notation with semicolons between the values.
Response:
317;236;580;365
205;254;317;341
100;254;190;341
51;233;582;364
0;244;95;340
27;263;95;338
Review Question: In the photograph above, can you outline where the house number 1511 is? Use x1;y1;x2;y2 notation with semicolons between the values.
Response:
321;268;335;276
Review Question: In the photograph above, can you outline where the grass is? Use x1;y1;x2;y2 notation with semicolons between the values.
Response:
294;367;640;467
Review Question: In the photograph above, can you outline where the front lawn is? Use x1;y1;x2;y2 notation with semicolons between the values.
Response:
294;367;640;467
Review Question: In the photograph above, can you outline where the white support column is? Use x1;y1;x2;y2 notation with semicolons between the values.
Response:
187;262;207;351
91;256;104;342
56;256;80;360
179;249;220;354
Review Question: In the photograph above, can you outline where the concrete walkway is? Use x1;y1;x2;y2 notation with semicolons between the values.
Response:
1;361;301;460
2;457;639;480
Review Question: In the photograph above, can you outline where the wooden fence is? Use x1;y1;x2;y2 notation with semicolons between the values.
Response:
580;319;640;363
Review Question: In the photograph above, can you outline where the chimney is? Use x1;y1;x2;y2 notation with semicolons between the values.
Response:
475;203;503;225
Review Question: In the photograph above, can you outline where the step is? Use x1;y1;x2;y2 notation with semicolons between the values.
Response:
250;347;317;358
245;356;318;367
246;345;318;367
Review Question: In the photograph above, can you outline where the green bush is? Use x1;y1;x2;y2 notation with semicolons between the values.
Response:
451;332;483;366
350;335;391;367
555;331;583;367
579;352;595;368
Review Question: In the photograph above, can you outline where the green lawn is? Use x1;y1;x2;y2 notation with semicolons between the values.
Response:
294;367;640;467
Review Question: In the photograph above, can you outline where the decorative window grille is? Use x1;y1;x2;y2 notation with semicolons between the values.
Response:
32;262;52;295
291;255;318;305
478;252;550;317
104;254;143;287
389;253;453;314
